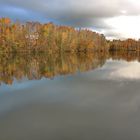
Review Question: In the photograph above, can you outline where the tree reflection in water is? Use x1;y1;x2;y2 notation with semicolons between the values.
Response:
0;51;140;85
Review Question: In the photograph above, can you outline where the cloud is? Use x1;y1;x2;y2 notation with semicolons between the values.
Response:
1;0;140;18
0;0;140;38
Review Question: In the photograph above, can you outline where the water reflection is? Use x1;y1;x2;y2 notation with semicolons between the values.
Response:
0;51;140;85
108;61;140;80
1;51;140;140
0;52;107;85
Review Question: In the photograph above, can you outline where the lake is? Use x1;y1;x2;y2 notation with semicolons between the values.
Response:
0;51;140;140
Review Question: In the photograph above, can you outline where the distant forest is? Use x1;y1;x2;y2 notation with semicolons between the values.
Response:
0;17;140;52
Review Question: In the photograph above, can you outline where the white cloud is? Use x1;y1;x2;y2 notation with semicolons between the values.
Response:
105;15;140;39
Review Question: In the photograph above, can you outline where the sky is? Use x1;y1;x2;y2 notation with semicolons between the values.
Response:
0;0;140;39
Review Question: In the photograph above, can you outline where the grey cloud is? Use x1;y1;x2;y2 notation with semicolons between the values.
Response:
1;0;140;19
0;0;140;38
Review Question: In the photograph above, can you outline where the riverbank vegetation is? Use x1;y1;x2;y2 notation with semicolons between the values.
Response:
0;17;108;53
1;17;140;53
109;39;140;51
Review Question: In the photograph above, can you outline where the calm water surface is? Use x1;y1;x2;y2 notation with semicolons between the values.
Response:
0;52;140;140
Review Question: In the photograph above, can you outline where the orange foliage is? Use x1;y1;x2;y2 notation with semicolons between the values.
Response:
0;17;108;52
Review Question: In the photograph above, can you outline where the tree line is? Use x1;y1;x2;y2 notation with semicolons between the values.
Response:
1;17;140;53
0;17;108;52
109;39;140;51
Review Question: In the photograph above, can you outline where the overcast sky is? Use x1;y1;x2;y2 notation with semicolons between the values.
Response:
0;0;140;39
